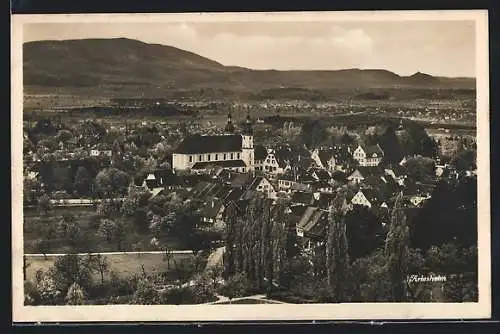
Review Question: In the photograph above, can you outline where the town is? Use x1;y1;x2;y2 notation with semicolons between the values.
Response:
22;106;478;305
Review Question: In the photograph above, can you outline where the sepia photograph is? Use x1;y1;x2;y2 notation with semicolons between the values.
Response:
11;10;490;322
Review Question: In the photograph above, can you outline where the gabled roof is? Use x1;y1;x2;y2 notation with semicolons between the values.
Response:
240;189;261;201
291;191;316;206
297;157;317;170
297;206;328;238
352;166;384;178
254;145;268;161
248;176;273;191
223;188;245;204
361;188;381;204
317;149;335;167
230;173;253;188
358;143;384;156
312;169;331;181
201;199;224;219
347;169;365;180
296;172;317;183
331;171;347;182
192;159;247;170
145;179;162;189
174;134;242;154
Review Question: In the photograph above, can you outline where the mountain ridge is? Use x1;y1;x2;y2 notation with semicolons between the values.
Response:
23;37;476;98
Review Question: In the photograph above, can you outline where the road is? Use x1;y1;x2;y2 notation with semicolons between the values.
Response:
205;246;225;270
24;250;194;257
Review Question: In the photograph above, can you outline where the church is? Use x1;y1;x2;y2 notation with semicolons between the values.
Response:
172;113;255;173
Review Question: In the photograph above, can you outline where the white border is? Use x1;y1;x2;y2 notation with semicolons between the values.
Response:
11;10;491;322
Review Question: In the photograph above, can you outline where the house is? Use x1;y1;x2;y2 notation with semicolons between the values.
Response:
348;190;373;208
262;148;292;175
310;148;337;171
254;145;268;172
311;169;332;183
296;207;328;250
200;199;226;231
248;176;276;198
229;173;253;189
291;191;316;206
435;164;449;177
172;114;255;173
347;169;365;184
90;149;113;157
277;173;295;193
142;169;174;190
352;143;384;167
312;181;335;194
314;193;336;210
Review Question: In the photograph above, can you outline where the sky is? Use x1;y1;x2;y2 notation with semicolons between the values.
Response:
23;20;476;77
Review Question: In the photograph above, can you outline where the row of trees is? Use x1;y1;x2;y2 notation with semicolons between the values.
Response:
221;182;477;303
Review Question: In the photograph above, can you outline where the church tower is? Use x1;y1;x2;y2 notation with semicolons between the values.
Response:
225;112;235;134
241;113;254;171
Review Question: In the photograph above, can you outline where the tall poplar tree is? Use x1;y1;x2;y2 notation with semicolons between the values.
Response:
326;191;350;302
385;191;410;302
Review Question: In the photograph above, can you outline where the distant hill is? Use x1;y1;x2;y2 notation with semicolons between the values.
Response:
23;38;476;99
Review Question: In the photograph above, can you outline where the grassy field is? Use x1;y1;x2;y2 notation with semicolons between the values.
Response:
23;206;184;254
24;252;195;282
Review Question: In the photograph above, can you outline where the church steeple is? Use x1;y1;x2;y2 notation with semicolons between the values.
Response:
242;112;253;135
225;112;235;133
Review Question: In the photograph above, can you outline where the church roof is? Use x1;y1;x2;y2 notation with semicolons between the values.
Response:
174;134;242;154
191;159;247;170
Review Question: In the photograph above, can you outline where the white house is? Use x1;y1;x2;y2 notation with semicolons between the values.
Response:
347;169;365;184
248;176;277;199
262;149;291;175
349;190;373;208
352;144;384;167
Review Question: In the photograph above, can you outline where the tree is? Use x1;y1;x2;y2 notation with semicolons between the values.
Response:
73;166;93;197
300;119;329;149
56;129;73;144
96;199;121;218
385;192;410;302
65;282;86;305
51;254;92;293
451;149;476;173
95;168;131;197
403;155;436;183
36;272;62;305
345;205;384;261
325;191;350;302
98;219;117;242
350;249;392;302
23;255;31;281
56;214;81;247
163;247;174;269
220;272;249;303
192;272;216;303
379;126;404;165
131;277;161;305
98;219;125;249
89;254;109;285
133;207;149;233
207;265;224;289
37;194;52;215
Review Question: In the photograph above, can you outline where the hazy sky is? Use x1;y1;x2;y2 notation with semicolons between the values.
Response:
23;20;476;77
